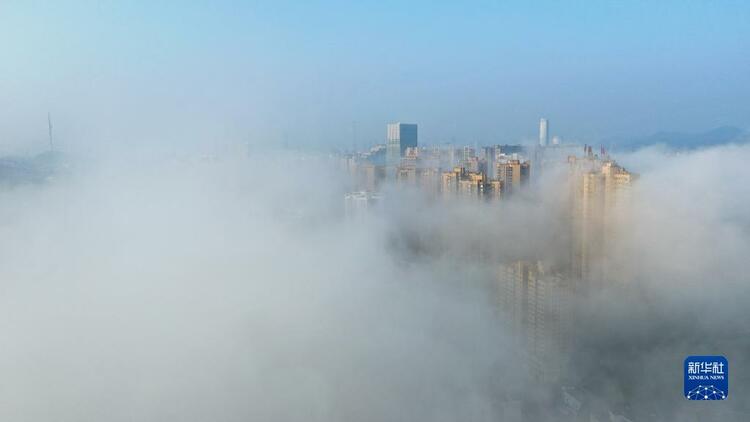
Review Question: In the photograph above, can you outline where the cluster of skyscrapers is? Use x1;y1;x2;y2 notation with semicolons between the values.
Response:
497;145;636;386
340;120;637;418
342;122;535;206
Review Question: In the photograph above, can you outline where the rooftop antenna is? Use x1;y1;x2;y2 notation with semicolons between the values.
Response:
47;112;54;151
352;120;357;153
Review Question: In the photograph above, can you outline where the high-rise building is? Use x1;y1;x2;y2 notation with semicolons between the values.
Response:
539;118;549;147
440;165;504;201
482;146;497;179
441;166;464;199
462;146;475;161
462;156;481;173
568;154;636;283
486;179;503;201
496;159;531;195
457;172;485;199
386;123;418;170
497;261;570;383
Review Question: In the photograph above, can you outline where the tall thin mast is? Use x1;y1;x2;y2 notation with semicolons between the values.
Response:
47;112;54;151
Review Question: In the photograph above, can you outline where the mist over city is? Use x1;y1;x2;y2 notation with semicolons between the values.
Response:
1;2;749;421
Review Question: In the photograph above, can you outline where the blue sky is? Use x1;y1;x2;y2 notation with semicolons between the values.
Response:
1;1;748;151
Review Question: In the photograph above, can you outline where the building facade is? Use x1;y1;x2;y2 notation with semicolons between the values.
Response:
539;118;549;147
386;123;418;171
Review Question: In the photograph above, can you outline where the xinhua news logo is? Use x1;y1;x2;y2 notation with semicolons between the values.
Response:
684;356;728;400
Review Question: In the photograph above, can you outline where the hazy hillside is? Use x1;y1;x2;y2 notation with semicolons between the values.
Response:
606;126;748;150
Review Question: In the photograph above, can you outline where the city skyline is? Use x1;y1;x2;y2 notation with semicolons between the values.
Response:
2;2;749;421
1;1;749;153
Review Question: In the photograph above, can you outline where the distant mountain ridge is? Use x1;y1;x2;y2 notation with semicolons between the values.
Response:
606;126;748;151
